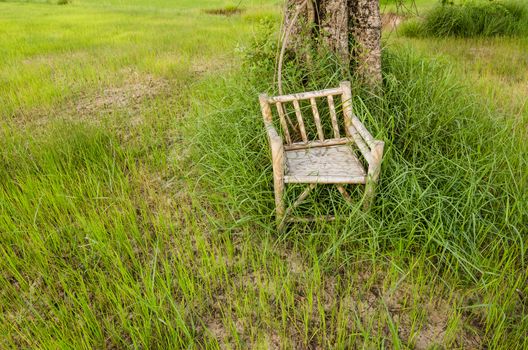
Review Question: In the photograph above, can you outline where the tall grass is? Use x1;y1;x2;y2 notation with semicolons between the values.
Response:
185;25;528;346
401;0;528;37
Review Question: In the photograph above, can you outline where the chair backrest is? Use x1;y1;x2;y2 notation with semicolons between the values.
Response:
259;81;355;147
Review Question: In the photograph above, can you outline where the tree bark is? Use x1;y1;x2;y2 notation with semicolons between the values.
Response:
350;0;382;86
283;0;382;87
319;0;350;62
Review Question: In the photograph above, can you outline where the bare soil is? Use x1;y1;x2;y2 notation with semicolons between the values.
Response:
76;69;169;116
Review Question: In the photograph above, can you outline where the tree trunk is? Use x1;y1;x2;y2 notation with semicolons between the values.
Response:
283;0;381;87
350;0;382;86
319;0;350;62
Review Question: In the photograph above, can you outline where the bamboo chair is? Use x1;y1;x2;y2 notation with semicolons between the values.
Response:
259;81;384;226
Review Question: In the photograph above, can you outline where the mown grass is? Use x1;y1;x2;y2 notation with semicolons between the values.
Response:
0;0;277;119
1;0;527;348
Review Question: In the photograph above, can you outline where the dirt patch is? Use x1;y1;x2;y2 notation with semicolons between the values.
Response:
337;271;483;349
468;46;495;59
131;166;182;215
392;298;453;349
280;249;307;275
382;12;405;31
75;69;169;117
204;7;244;16
264;330;282;350
205;318;229;343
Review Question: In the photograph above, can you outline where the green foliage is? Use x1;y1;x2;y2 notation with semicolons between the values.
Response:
238;18;279;77
401;0;528;37
440;0;454;6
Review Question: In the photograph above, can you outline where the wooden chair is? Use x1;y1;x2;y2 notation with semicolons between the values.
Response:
259;81;384;226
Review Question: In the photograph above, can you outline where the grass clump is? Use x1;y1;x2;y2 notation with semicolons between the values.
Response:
204;5;244;16
401;0;528;37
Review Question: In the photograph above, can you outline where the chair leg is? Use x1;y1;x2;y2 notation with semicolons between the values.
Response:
363;178;376;210
364;141;384;210
278;184;316;230
282;184;316;220
274;176;285;225
292;184;316;209
336;185;352;203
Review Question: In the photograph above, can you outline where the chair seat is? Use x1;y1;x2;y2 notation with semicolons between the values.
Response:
284;144;367;184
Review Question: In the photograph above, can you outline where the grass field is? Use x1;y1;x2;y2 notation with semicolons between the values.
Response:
1;0;527;348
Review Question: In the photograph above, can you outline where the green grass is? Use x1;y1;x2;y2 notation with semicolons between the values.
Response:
400;0;528;38
1;0;527;348
386;35;528;124
185;24;527;347
387;0;528;125
0;0;277;118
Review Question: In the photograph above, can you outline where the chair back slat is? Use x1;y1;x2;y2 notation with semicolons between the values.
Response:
292;99;308;143
267;87;343;103
310;97;324;141
261;81;358;145
326;95;340;138
275;102;292;145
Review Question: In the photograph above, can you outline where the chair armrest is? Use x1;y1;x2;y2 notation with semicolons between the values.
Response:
367;140;384;181
346;119;384;174
265;122;284;152
264;122;285;174
351;116;375;147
